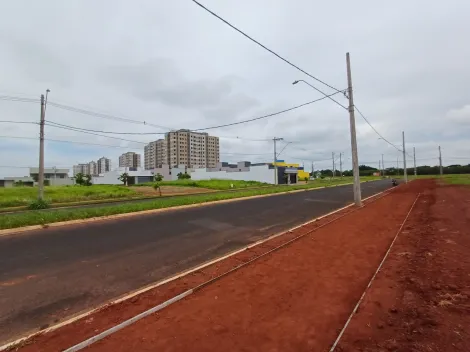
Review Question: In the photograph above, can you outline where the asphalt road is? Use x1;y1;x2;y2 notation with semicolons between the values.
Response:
0;180;392;344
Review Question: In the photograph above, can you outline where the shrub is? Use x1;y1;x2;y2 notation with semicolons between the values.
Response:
28;199;49;210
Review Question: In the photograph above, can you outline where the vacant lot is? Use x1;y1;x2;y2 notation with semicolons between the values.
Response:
0;185;139;208
337;180;470;351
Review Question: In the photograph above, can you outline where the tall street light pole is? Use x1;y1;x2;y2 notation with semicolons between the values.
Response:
292;56;360;205
382;154;385;177
402;131;408;183
439;146;443;176
346;53;362;206
38;94;45;200
273;137;283;184
339;152;343;177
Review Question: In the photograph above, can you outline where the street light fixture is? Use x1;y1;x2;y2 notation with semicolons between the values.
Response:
292;61;361;207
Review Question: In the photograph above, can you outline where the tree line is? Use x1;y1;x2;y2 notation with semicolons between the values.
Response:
313;164;470;177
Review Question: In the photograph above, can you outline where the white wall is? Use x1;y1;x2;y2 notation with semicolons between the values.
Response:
152;165;187;181
49;178;74;186
191;165;274;184
92;170;121;185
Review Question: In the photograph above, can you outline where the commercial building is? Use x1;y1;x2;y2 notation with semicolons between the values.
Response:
0;167;73;187
144;129;219;169
97;157;111;174
119;152;141;169
190;161;307;185
273;161;310;181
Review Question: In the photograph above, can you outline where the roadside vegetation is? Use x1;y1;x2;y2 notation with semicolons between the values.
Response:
0;185;139;208
140;179;269;190
0;177;362;230
440;174;470;185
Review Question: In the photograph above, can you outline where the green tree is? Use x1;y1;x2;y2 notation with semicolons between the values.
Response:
154;173;163;182
118;172;130;186
153;183;162;196
14;180;24;187
177;172;191;180
74;173;85;186
84;174;92;186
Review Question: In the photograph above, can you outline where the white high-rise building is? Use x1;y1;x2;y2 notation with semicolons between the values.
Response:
119;152;141;168
144;130;219;169
97;157;111;174
88;161;98;176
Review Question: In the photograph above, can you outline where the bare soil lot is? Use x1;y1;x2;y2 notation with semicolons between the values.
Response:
337;182;470;351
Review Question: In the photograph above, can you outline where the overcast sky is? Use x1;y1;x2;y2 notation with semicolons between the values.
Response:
1;0;469;177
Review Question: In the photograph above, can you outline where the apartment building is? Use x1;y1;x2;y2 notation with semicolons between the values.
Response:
156;139;168;166
73;164;89;176
119;152;141;168
88;161;98;176
97;157;111;174
144;130;219;170
144;139;169;170
144;142;157;170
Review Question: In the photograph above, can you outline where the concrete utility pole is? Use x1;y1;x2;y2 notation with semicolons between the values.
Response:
311;161;314;178
273;137;283;184
38;94;45;200
382;154;385;177
332;152;335;178
339;153;343;177
346;53;362;206
413;147;417;177
396;156;399;176
439;145;443;176
379;160;381;176
402;131;408;183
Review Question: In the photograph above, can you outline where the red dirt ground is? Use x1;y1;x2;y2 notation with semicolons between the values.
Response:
12;181;428;352
336;182;470;351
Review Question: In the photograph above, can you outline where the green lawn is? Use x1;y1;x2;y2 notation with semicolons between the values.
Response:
0;185;139;208
440;174;470;185
0;177;361;230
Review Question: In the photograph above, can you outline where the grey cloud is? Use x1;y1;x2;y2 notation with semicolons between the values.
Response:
101;59;251;109
1;0;470;176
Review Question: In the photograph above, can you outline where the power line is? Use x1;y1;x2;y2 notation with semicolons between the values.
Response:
45;123;149;145
0;120;37;125
0;95;39;103
47;121;272;141
354;106;402;152
193;90;345;131
46;120;166;136
47;101;172;130
3;90;344;134
191;0;342;94
0;135;144;150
